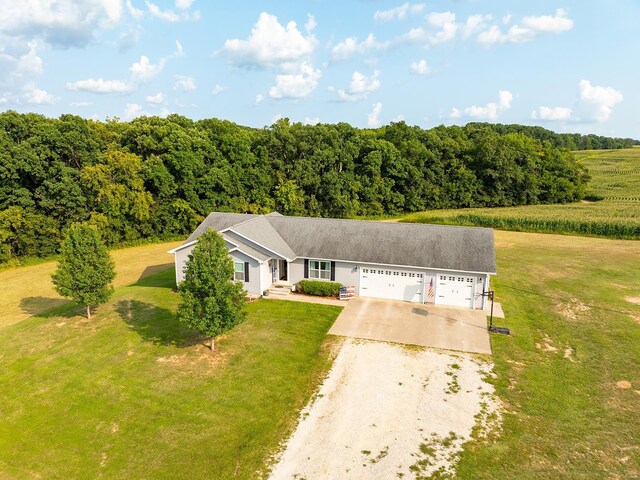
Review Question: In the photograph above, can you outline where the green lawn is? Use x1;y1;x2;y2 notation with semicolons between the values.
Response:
0;269;342;479
1;233;639;479
457;231;640;479
401;148;640;239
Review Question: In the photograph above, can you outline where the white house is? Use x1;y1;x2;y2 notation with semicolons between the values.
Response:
168;212;497;310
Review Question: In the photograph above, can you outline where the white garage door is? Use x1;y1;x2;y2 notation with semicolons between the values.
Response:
436;274;476;308
359;267;424;302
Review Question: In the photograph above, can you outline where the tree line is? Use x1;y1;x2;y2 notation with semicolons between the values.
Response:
470;122;639;150
1;110;631;264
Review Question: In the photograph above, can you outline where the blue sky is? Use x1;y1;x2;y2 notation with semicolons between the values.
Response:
1;0;638;137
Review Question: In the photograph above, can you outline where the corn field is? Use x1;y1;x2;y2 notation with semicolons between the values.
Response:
402;148;640;239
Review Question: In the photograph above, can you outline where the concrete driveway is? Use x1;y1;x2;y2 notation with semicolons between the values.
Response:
328;297;491;354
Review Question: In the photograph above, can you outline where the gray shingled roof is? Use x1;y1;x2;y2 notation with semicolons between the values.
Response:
268;216;496;273
181;212;496;274
221;232;270;262
225;216;296;260
185;212;260;243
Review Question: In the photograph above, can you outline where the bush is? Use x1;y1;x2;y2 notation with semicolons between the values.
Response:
297;280;342;297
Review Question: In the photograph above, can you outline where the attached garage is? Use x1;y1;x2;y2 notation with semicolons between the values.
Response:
359;267;424;302
436;274;477;309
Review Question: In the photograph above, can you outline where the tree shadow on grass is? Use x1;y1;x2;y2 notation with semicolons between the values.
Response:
115;299;202;348
20;296;82;318
134;264;175;288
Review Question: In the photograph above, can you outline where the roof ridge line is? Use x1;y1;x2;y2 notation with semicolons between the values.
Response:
268;214;494;232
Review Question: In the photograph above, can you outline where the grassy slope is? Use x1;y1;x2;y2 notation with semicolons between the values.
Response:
457;231;640;479
401;148;640;238
1;232;639;479
0;240;181;329
0;267;342;479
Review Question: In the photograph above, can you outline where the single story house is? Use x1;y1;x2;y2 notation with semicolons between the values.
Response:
168;212;496;310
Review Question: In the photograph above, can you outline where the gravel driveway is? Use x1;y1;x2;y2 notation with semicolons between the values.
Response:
268;339;500;479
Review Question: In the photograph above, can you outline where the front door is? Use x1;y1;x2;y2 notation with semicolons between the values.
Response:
278;260;288;281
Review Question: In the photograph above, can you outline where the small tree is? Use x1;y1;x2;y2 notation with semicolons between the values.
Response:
52;224;116;319
177;230;246;350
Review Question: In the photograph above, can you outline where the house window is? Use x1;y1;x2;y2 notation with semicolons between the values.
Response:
234;262;245;282
309;260;331;280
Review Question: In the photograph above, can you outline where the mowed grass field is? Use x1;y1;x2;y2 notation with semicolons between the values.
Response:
0;242;342;479
0;241;182;329
458;231;640;479
0;235;638;478
402;147;640;238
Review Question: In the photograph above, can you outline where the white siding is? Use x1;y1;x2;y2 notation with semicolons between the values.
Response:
173;243;263;295
174;244;196;286
288;258;360;291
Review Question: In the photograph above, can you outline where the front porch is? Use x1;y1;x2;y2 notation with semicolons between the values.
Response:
268;258;289;283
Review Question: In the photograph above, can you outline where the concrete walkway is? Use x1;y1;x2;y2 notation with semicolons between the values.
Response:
329;297;491;354
262;293;345;307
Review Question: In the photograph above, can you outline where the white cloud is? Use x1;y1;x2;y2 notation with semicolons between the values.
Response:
374;3;425;22
173;75;196;91
129;56;164;83
392;114;405;122
477;9;573;47
124;103;145;120
0;0;123;48
271;113;283;124
427;11;458;45
368;102;383;127
175;40;184;56
452;90;513;120
305;14;316;33
449;107;462;119
23;83;56;104
531;106;572;121
397;12;490;46
145;1;200;22
126;0;144;20
461;14;492;39
212;84;226;95
255;94;264;105
0;41;43;88
409;59;430;75
67;43;182;95
66;78;133;94
578;79;623;122
175;0;195;10
522;8;573;33
145;92;166;104
221;12;317;69
332;34;388;61
70;101;92;107
269;62;321;99
304;116;320;125
337;70;380;101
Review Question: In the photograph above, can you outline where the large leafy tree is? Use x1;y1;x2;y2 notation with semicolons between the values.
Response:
177;230;246;350
52;224;116;319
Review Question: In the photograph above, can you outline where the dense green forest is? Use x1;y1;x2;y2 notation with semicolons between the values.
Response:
469;122;639;150
1;110;632;263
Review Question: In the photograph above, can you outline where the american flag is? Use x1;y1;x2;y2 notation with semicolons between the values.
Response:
428;277;435;297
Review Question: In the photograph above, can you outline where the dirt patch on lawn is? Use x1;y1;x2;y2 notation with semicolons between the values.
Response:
536;334;559;353
156;345;228;374
556;298;591;321
624;296;640;305
616;380;632;389
267;339;501;480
